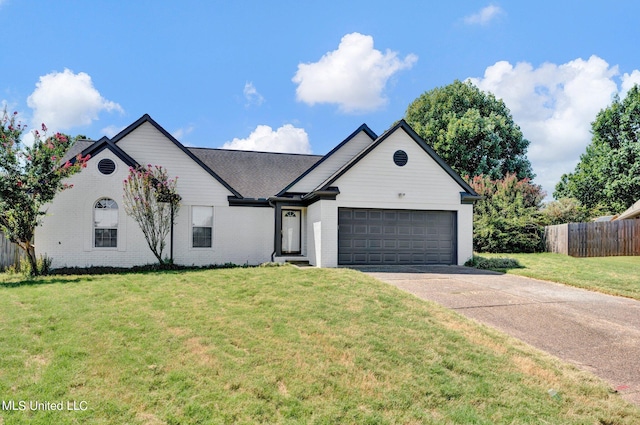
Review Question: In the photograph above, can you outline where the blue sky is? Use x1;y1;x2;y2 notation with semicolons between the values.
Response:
2;1;640;196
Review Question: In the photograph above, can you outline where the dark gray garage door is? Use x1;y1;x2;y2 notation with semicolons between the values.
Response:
338;208;456;265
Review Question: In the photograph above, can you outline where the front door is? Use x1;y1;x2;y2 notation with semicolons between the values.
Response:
281;209;301;254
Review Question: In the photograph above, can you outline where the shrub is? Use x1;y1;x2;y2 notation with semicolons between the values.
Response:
6;255;52;276
470;174;546;253
464;255;523;271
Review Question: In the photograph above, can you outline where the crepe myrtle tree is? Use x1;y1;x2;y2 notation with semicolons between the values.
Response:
122;164;181;265
0;109;89;275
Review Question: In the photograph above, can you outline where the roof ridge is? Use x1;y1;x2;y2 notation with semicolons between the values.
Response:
186;146;322;157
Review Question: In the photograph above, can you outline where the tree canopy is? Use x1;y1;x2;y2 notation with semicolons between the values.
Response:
0;110;88;274
555;85;640;213
404;80;534;180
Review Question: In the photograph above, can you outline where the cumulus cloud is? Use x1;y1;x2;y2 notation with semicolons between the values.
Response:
27;69;123;131
221;124;311;154
621;70;640;97
464;4;504;25
292;32;417;113
468;55;637;196
243;82;264;107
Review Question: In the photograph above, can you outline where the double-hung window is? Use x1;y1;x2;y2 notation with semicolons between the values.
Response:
192;206;213;248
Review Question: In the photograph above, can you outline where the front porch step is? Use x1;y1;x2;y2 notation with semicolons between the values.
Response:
286;260;312;268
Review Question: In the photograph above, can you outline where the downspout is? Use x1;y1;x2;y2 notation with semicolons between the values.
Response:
269;198;277;262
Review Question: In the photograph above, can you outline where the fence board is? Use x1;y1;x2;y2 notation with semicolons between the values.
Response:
544;220;640;257
1;232;23;270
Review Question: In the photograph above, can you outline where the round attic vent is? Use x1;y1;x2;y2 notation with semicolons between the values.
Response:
393;150;408;167
97;158;116;175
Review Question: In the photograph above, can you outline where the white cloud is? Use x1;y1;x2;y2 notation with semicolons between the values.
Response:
243;82;264;107
464;4;504;25
27;68;123;131
621;70;640;97
292;32;417;113
468;55;636;197
221;124;311;154
101;125;125;138
172;124;195;141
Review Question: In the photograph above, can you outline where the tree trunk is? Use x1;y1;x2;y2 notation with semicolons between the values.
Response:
18;240;39;276
26;243;38;276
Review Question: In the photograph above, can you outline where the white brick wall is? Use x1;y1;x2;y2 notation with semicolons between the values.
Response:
288;130;374;193
306;199;338;267
332;128;474;265
36;120;473;269
36;124;273;269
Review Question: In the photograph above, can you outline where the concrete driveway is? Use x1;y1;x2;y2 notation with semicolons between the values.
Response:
352;265;640;405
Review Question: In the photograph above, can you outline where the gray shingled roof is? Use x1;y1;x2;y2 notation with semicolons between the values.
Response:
61;140;94;163
62;136;322;199
188;148;322;199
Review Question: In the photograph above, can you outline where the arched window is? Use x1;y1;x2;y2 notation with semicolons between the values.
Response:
94;198;118;248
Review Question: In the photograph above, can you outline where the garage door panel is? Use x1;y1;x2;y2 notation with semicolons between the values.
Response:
338;208;456;265
398;226;411;235
366;211;381;220
383;239;397;249
369;225;382;234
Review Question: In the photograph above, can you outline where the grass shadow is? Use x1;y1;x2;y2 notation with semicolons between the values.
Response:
0;276;90;288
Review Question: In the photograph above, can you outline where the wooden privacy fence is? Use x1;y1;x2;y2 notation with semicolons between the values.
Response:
544;220;640;257
0;232;23;270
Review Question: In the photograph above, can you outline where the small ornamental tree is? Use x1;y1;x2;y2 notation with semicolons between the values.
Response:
122;165;180;265
0;110;89;275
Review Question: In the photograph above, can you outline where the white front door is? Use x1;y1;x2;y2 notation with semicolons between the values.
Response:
281;209;301;254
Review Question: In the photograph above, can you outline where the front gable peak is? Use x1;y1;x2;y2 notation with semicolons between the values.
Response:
314;120;478;197
110;114;242;198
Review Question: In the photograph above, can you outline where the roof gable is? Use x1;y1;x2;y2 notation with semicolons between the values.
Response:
111;114;242;198
78;137;139;168
278;124;378;196
315;120;478;196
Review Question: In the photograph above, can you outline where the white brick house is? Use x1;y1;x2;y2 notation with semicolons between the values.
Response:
36;115;479;269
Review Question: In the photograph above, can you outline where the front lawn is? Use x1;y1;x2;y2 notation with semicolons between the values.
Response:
479;253;640;300
0;267;638;424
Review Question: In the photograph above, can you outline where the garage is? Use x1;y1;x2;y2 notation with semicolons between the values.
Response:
338;208;457;265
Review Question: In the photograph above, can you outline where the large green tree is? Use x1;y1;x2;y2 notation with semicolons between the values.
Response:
0;110;88;275
555;85;640;213
404;80;534;180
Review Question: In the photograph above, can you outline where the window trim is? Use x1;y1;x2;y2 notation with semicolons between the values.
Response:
93;198;118;249
191;206;214;249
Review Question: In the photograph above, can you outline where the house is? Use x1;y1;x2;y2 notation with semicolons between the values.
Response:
36;114;480;269
613;199;640;221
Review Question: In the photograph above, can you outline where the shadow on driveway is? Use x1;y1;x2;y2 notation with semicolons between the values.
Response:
346;264;502;275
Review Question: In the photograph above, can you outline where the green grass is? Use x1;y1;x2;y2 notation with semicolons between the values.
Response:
1;267;638;424
480;253;640;300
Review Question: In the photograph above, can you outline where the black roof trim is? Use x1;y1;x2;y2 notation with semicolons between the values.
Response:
316;120;479;197
74;137;139;168
227;197;271;207
111;114;243;198
301;187;341;204
461;192;483;204
276;123;377;196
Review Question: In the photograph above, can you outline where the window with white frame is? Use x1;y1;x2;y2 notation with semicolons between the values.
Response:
94;198;118;248
192;206;213;248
